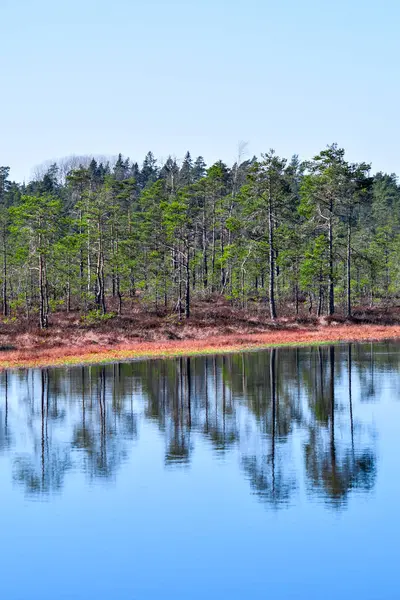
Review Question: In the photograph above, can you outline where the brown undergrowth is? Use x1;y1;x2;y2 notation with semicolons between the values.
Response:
1;298;400;369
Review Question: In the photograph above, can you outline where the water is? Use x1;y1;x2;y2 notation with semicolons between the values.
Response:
0;342;399;599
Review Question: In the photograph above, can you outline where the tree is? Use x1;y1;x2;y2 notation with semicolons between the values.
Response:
1;144;400;325
0;167;11;315
242;150;288;319
179;151;193;186
140;151;159;188
192;156;207;182
10;195;62;328
113;153;130;181
159;156;179;192
162;186;197;318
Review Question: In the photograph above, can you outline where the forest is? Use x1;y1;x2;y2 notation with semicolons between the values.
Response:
0;143;399;330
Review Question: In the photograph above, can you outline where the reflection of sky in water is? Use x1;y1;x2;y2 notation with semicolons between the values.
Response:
0;342;399;599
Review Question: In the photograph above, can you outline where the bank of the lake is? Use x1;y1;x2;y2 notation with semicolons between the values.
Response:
2;323;400;370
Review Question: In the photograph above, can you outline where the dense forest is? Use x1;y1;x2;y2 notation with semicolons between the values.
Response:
1;144;399;328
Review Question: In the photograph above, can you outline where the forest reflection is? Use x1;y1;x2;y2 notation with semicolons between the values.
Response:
0;342;388;508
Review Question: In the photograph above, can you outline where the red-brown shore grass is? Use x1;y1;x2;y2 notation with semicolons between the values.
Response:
1;298;400;369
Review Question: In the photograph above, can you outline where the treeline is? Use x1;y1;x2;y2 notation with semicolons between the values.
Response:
1;144;399;328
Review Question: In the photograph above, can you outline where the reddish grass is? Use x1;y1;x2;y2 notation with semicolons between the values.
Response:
1;298;400;368
1;320;400;370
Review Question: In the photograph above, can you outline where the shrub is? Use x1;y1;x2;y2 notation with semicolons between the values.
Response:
81;309;116;326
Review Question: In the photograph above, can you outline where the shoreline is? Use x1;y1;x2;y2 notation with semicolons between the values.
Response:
2;323;400;370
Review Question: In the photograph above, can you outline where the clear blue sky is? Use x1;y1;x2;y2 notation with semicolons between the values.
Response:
1;0;398;182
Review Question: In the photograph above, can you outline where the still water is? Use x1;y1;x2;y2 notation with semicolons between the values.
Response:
1;342;399;599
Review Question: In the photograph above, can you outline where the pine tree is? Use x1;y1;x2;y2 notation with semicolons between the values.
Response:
179;151;193;186
140;152;159;188
193;156;207;182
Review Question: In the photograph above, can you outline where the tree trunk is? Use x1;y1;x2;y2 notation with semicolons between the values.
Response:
2;226;7;317
95;221;106;314
328;207;334;315
66;280;71;313
39;252;48;329
79;209;84;310
202;199;208;291
346;220;352;318
178;244;183;321
268;184;277;320
317;283;323;317
185;244;190;319
95;251;106;314
117;275;122;315
163;250;168;308
211;200;216;293
220;224;225;291
192;224;197;291
87;221;91;302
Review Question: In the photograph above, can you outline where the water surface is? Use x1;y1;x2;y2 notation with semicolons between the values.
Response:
1;342;399;599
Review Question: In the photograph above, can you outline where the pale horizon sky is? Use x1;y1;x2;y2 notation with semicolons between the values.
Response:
1;0;399;182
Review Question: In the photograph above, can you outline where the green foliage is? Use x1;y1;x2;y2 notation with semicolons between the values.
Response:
81;309;116;325
300;235;329;291
0;144;398;325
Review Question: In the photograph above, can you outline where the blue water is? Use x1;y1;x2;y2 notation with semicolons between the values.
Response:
0;343;398;599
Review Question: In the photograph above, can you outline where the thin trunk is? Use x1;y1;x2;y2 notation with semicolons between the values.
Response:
328;205;334;315
87;225;91;299
25;287;30;321
79;209;84;310
192;223;197;291
66;280;71;312
268;182;277;320
308;292;313;314
202;197;208;291
178;244;183;321
185;244;190;319
95;221;106;314
317;284;323;317
346;220;352;318
116;238;122;315
2;226;7;317
163;250;168;308
220;224;225;290
211;199;216;293
39;250;48;329
117;278;122;315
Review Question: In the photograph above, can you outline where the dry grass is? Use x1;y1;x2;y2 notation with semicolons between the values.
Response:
1;297;400;369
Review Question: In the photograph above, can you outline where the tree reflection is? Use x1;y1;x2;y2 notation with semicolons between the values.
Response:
0;372;12;452
13;370;71;495
304;346;376;508
241;349;297;508
70;366;137;479
4;343;381;507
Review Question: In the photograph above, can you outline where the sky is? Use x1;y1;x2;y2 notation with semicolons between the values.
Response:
1;0;399;182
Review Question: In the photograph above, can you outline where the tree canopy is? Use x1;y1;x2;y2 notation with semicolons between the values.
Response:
0;144;396;327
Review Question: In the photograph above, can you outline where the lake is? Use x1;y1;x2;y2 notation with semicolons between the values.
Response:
1;342;399;599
